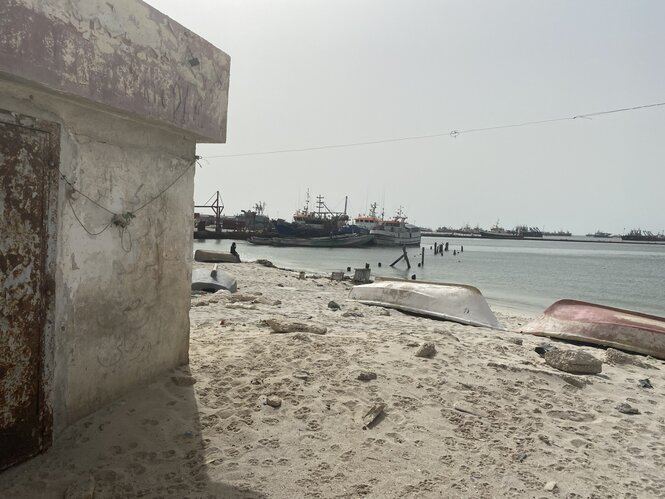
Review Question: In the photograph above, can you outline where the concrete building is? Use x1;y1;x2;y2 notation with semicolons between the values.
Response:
0;0;230;469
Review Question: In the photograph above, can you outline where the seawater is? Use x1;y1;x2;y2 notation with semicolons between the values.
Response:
193;237;665;316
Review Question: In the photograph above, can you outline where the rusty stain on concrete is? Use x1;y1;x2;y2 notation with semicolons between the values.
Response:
0;109;58;470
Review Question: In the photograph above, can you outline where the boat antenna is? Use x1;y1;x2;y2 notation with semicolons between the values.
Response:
303;189;310;213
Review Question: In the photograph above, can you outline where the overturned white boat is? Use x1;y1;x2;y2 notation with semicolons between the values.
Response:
192;265;237;293
348;277;502;329
522;299;665;360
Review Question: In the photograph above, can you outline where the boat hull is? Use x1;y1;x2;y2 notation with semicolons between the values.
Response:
522;299;665;360
248;233;374;247
480;231;524;240
192;267;237;293
194;249;240;263
348;277;502;329
370;227;421;246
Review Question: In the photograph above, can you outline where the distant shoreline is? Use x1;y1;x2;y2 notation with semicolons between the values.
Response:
421;233;665;245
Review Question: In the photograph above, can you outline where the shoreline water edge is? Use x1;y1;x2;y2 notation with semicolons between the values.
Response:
194;237;665;317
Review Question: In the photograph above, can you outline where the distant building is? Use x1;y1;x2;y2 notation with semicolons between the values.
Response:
0;0;230;469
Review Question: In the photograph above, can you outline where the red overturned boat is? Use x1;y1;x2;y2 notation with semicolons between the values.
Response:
522;299;665;360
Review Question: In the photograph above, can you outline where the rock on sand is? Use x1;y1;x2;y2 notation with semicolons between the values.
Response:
544;349;602;375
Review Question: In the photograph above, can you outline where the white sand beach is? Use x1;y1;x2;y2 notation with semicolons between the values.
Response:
2;262;665;498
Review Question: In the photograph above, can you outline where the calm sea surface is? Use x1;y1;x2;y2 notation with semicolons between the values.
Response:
193;237;665;316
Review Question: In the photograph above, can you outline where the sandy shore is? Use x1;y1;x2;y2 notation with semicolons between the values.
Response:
2;262;665;498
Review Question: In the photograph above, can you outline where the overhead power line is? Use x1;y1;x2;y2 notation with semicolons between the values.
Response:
202;101;665;159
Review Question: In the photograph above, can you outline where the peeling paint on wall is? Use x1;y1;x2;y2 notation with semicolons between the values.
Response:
0;0;230;143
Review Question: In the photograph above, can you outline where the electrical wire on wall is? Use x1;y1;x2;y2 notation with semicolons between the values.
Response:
59;156;200;252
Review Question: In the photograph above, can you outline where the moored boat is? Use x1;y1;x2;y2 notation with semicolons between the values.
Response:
521;299;665;360
370;208;421;246
621;229;665;242
354;202;383;232
275;191;355;238
586;231;612;238
348;277;502;329
515;226;543;238
480;220;523;240
248;233;374;248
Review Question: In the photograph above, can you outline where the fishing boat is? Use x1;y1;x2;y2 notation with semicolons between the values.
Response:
354;202;383;231
248;233;374;248
348;277;502;329
521;299;665;360
480;220;523;240
621;229;665;242
515;226;543;238
370;208;421;246
586;231;612;238
274;191;357;238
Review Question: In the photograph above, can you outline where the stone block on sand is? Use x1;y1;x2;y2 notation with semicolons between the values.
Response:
544;349;602;375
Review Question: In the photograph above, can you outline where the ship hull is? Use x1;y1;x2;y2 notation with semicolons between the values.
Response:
248;233;374;248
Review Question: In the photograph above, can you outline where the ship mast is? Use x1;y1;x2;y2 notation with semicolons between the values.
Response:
195;191;224;232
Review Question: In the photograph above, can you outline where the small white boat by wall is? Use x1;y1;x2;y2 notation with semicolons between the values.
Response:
522;299;665;360
348;277;502;329
192;265;237;293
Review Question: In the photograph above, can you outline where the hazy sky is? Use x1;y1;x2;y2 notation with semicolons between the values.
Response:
149;0;665;234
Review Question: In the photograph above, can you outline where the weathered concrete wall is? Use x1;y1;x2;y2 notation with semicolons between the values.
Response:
0;0;230;142
0;78;195;432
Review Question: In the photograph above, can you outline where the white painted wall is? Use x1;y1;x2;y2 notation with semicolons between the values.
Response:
0;78;196;432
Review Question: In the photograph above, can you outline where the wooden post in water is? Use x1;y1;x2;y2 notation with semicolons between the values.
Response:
390;246;411;269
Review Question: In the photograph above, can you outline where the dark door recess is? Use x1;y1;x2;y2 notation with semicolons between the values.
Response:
0;110;59;470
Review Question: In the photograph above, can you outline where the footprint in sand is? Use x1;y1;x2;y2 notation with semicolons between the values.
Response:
294;406;312;419
225;421;242;433
548;410;597;422
570;438;590;448
258;438;280;448
126;463;146;475
350;484;372;496
386;432;405;444
306;420;322;431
